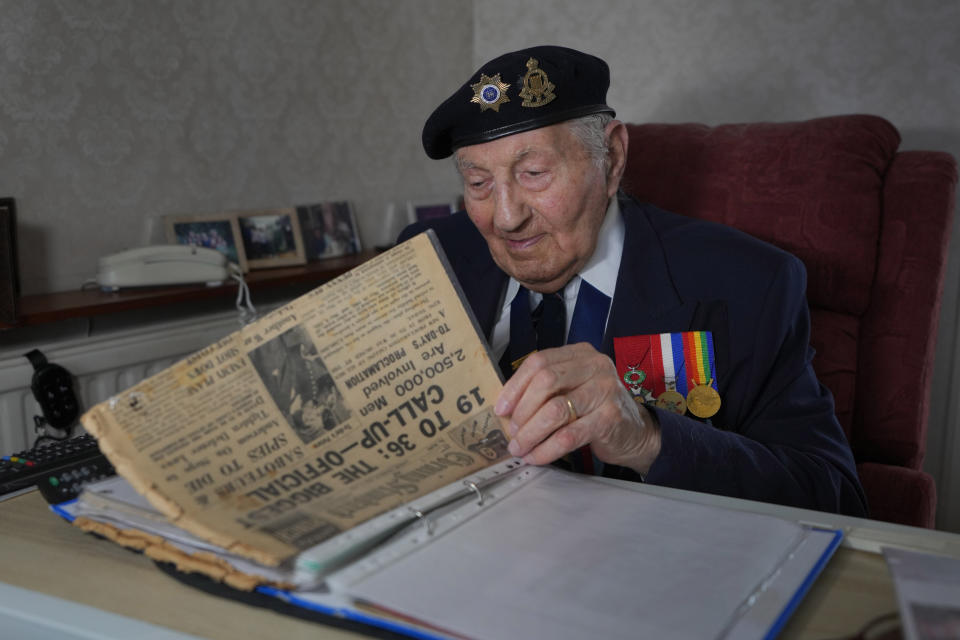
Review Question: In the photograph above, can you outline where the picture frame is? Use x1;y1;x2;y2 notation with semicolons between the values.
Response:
165;212;248;272
0;197;20;324
295;201;363;262
405;198;458;224
235;207;306;269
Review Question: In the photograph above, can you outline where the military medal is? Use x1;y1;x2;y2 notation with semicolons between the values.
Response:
687;378;721;419
680;330;721;418
622;365;653;404
623;367;646;387
655;390;686;415
655;378;687;415
510;351;535;372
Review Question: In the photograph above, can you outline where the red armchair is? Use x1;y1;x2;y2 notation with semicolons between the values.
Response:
622;115;957;528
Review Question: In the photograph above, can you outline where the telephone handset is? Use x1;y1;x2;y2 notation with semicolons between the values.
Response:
96;245;234;290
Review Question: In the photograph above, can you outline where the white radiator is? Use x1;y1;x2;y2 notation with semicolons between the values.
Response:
0;311;240;453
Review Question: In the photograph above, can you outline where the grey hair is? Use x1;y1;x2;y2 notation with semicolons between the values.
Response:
566;112;614;169
452;112;614;173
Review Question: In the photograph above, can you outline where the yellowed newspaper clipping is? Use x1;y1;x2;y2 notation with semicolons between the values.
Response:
81;232;509;567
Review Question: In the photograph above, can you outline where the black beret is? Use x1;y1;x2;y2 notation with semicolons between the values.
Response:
422;45;616;159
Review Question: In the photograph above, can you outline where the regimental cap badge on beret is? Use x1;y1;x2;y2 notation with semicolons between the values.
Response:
519;57;556;108
422;45;615;159
470;73;510;112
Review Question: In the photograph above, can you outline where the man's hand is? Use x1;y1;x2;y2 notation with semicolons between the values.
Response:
495;342;661;474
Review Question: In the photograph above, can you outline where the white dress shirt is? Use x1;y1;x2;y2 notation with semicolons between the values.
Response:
490;197;625;360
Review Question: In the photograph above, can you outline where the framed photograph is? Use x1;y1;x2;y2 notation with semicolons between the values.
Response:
405;198;458;224
0;197;19;324
235;207;306;269
164;212;248;272
296;201;362;261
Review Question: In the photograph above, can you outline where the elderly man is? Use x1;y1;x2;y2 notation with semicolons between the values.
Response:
399;45;867;516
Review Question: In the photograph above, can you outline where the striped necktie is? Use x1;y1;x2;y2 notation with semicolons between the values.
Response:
498;287;565;378
498;281;611;377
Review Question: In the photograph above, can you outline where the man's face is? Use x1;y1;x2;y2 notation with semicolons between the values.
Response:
456;122;619;293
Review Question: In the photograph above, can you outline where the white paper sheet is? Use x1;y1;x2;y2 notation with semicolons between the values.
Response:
332;468;822;640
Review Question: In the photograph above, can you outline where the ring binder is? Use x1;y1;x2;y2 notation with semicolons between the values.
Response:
464;481;484;506
52;463;845;640
322;468;845;640
408;507;436;535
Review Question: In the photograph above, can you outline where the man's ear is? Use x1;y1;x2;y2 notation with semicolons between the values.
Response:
604;120;629;198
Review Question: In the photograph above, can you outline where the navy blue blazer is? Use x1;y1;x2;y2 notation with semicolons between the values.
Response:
399;193;868;516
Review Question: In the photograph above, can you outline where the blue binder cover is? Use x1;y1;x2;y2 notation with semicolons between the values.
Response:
53;466;843;640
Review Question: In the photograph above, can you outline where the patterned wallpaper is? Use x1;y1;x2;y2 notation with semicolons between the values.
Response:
9;0;955;293
0;0;472;295
475;1;960;141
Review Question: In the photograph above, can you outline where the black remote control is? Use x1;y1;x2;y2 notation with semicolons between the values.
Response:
0;433;116;503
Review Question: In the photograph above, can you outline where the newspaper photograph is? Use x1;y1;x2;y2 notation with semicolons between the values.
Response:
81;232;510;566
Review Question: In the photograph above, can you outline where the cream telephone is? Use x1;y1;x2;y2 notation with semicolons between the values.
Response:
96;245;234;290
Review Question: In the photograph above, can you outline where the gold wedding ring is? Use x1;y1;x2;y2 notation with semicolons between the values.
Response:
565;397;578;424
